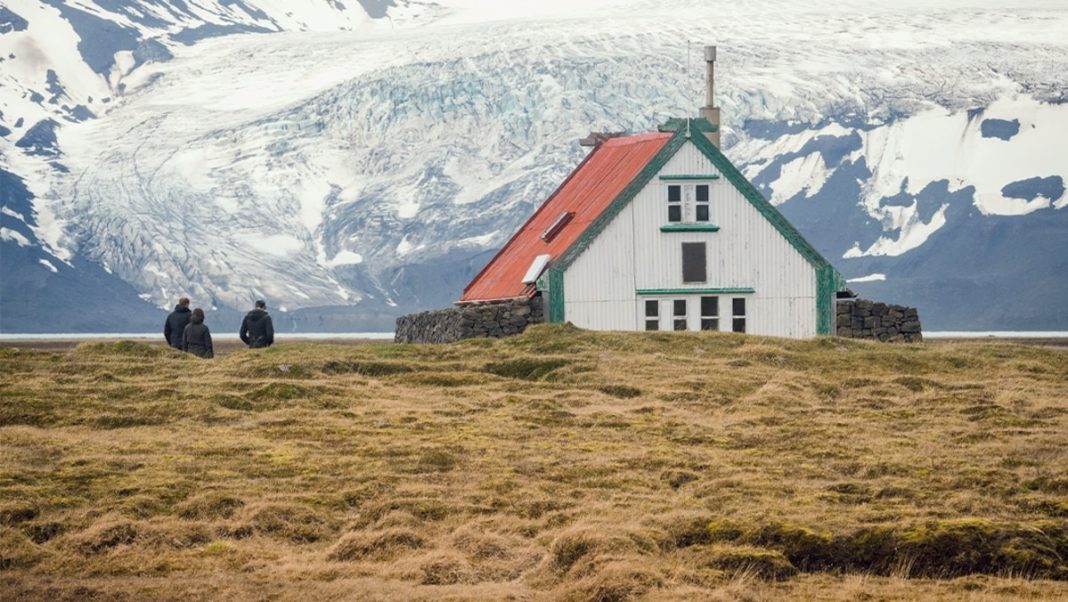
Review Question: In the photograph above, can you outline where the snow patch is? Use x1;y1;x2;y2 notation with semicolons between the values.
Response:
770;151;830;205
847;273;886;283
1;227;31;246
38;258;58;273
457;231;499;247
851;204;950;258
240;234;304;257
859;97;1068;219
1;207;26;221
328;250;363;266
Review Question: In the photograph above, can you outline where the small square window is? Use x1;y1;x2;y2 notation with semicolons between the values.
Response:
732;318;746;333
645;300;658;317
733;298;746;316
696;205;709;222
668;185;681;202
668;205;682;222
673;299;686;316
645;319;659;331
673;319;687;331
696;185;709;202
701;318;719;331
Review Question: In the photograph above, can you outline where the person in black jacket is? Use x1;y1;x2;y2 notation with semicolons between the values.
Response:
164;297;192;349
182;308;214;358
240;300;274;348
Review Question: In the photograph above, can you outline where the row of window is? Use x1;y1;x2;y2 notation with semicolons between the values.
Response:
644;297;746;332
667;184;711;223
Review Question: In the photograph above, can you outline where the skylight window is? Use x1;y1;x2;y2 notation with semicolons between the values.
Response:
522;254;551;284
541;211;575;242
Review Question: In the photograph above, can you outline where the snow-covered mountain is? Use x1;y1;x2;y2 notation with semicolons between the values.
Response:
2;0;1067;331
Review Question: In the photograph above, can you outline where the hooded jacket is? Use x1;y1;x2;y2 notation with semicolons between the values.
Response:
164;305;192;348
240;308;274;348
182;313;214;359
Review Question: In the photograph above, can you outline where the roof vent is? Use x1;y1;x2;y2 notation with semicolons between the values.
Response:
541;211;574;242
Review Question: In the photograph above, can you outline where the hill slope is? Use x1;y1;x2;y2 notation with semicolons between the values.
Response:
1;326;1067;599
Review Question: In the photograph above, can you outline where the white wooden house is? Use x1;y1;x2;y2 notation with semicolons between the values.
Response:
458;48;844;338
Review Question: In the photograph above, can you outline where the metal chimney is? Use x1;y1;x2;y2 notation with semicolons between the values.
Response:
699;45;721;148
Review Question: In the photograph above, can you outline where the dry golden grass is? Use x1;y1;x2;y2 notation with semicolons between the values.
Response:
1;325;1067;600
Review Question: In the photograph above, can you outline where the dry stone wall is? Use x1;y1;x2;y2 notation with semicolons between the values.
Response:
395;297;545;343
836;299;922;342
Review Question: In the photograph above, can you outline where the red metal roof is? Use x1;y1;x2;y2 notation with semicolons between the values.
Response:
459;131;673;303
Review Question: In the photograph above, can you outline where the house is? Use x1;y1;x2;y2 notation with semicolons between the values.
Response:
456;48;846;339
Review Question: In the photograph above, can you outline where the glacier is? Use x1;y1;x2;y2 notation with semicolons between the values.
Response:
1;0;1067;331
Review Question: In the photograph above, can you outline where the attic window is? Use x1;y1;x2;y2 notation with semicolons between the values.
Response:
541;211;575;242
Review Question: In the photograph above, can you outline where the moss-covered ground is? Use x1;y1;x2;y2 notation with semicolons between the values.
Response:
1;325;1066;600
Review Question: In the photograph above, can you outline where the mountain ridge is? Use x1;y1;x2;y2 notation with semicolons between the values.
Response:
2;1;1067;331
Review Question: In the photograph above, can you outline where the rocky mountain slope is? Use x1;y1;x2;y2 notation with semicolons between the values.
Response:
2;0;1066;331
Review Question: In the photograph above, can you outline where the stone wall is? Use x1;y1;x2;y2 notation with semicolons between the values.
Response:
836;299;922;342
395;296;545;343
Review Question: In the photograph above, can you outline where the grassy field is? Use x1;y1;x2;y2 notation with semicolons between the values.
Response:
1;324;1066;600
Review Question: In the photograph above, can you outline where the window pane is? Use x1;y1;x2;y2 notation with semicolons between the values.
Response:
668;185;681;202
733;297;746;316
673;319;687;331
645;319;659;331
701;318;719;331
696;185;709;202
668;205;682;222
700;296;718;317
645;300;658;317
682;243;706;283
673;299;686;316
695;205;709;222
732;318;746;333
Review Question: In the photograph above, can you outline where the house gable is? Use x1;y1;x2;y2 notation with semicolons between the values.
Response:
543;118;844;334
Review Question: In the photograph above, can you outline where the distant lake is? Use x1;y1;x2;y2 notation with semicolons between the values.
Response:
923;331;1068;338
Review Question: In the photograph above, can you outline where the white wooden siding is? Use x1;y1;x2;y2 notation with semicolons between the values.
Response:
563;140;819;338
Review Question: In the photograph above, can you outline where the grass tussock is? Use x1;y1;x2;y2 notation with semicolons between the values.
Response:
706;518;1068;579
243;503;335;543
1;324;1067;599
74;518;139;554
329;528;426;561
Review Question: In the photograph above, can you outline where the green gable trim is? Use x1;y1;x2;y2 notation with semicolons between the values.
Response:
637;288;754;296
658;174;720;181
686;122;831;271
659;118;717;133
546;267;565;323
660;224;720;233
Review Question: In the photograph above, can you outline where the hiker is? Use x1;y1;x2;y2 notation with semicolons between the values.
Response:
239;299;274;348
164;297;192;349
182;308;214;359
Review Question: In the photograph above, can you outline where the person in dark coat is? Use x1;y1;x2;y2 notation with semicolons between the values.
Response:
239;300;274;348
182;308;214;358
164;297;192;349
